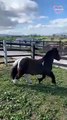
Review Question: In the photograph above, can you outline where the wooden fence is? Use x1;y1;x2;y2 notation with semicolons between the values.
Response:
0;40;67;68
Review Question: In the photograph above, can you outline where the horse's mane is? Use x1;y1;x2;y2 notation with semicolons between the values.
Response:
43;50;52;61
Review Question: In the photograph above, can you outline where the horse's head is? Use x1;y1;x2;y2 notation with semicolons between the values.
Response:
52;48;61;61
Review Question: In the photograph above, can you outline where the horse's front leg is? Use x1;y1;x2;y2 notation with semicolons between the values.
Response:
48;71;56;85
38;74;46;83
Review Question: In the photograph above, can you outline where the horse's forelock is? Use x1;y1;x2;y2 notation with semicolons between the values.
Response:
52;48;60;60
52;48;59;55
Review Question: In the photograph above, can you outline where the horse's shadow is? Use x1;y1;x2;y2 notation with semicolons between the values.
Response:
16;83;67;97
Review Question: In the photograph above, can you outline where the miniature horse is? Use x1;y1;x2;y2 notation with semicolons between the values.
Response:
11;48;61;84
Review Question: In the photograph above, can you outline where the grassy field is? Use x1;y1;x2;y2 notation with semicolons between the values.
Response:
0;65;67;120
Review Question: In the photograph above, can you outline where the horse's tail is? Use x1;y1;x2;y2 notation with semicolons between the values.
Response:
11;60;18;79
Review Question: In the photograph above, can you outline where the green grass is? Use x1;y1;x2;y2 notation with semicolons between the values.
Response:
0;65;67;120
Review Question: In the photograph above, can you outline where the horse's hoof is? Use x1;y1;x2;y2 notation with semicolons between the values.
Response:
27;80;32;85
12;79;18;84
39;81;42;84
28;81;32;85
38;79;42;84
54;82;56;86
27;83;32;85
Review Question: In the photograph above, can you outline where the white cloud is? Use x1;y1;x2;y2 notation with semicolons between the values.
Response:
0;0;38;29
49;18;67;27
0;0;67;35
3;0;38;12
37;16;48;19
27;18;67;35
2;18;67;35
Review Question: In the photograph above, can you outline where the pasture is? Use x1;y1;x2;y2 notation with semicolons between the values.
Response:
0;65;67;120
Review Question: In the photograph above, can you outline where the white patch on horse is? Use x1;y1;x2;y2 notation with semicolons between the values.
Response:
17;58;22;69
13;58;22;69
13;59;18;67
24;74;32;84
42;61;44;66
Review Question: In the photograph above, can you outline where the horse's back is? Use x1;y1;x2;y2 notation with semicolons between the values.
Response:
19;57;52;75
25;58;44;74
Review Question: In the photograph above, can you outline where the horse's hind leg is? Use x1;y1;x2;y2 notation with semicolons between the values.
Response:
12;69;24;84
48;71;56;85
15;69;24;79
38;74;46;83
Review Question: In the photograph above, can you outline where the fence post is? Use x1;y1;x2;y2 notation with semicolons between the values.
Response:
10;40;12;49
59;40;63;55
19;40;21;49
43;41;44;52
31;43;35;59
3;40;7;65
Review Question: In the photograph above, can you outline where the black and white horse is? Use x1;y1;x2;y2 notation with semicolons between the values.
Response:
11;48;61;84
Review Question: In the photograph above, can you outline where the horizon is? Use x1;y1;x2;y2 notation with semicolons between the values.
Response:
0;0;67;35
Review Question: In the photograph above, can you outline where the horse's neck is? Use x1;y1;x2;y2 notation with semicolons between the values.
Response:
42;53;53;64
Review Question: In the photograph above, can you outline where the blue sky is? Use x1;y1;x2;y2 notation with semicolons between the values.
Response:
0;0;67;35
37;0;66;19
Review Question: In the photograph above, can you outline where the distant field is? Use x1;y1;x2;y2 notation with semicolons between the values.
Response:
0;36;67;42
0;65;67;120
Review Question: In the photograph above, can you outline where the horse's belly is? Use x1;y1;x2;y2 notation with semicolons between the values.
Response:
26;70;43;75
25;62;52;75
26;65;43;75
